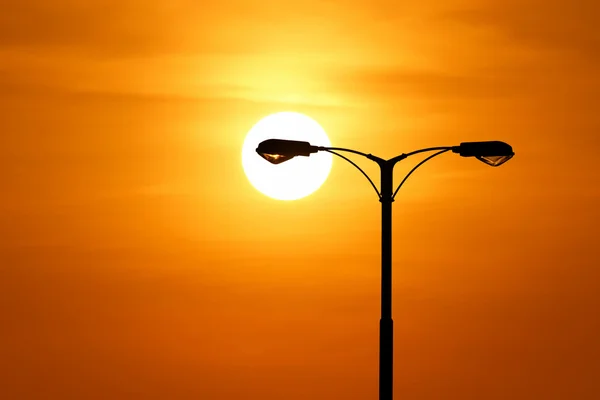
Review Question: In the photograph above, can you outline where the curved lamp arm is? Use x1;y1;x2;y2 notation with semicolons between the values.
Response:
392;148;451;200
388;146;453;164
318;145;454;200
318;146;374;160
323;149;381;199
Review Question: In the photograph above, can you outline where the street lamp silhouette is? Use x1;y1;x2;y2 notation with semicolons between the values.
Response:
256;138;514;400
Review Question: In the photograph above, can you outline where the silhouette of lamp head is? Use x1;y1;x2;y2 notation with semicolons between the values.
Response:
256;139;319;164
452;141;514;167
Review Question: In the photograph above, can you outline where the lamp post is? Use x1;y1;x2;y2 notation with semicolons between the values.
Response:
256;139;514;400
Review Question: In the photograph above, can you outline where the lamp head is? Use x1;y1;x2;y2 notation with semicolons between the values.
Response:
256;139;319;164
453;141;514;167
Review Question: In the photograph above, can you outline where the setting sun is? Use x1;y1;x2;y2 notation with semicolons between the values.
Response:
241;112;333;200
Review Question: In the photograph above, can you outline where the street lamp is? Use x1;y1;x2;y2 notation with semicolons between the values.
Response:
256;138;514;400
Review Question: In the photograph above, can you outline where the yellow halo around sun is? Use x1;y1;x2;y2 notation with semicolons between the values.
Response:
241;112;333;201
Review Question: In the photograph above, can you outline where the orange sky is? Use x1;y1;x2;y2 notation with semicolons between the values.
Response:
1;1;599;399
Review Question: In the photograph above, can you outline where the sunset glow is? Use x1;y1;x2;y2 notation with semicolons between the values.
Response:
1;1;599;399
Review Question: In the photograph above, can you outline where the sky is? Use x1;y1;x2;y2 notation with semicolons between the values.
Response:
1;0;599;399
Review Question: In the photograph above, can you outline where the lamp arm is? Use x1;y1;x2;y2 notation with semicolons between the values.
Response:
318;146;375;160
323;149;381;199
388;146;454;164
391;149;451;200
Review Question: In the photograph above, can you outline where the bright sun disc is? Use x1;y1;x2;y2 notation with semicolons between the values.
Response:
242;112;333;200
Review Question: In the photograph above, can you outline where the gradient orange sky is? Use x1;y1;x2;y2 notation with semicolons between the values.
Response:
1;1;599;399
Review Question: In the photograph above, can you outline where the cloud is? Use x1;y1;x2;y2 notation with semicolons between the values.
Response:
326;68;528;102
444;0;600;64
0;0;371;58
2;0;598;110
0;1;245;57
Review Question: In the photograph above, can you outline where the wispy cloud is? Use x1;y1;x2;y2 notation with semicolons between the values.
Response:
443;0;600;64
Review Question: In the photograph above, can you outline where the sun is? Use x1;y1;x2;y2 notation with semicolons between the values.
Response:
241;112;333;201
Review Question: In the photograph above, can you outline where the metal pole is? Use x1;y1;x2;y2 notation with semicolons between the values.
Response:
379;161;394;400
